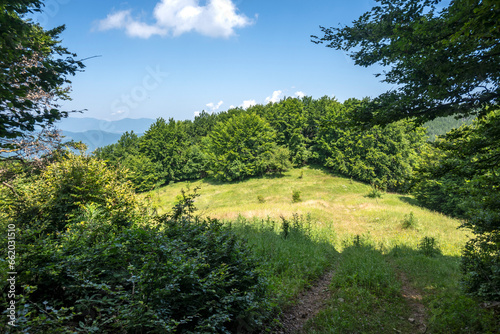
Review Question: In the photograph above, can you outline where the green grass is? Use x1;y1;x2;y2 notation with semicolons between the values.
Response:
146;166;498;332
147;166;467;254
304;238;415;334
228;215;337;307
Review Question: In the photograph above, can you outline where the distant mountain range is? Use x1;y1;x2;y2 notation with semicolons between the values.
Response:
54;117;156;152
56;117;155;134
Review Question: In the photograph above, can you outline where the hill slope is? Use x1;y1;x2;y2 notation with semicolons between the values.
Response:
149;166;466;254
147;167;499;333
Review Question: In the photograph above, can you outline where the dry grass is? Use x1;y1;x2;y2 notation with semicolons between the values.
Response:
146;166;467;255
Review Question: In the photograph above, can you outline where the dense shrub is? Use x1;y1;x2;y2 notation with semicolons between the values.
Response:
0;154;273;333
4;153;142;235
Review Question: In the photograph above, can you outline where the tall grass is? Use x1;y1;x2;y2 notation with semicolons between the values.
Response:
227;215;337;307
146;167;498;332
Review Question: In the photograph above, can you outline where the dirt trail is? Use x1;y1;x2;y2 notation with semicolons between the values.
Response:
272;270;335;334
396;270;428;333
267;265;427;334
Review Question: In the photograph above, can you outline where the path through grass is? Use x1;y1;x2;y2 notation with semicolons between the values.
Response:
146;167;498;333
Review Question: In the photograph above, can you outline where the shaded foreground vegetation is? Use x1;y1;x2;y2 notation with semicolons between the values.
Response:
2;155;498;332
1;0;499;331
1;154;273;333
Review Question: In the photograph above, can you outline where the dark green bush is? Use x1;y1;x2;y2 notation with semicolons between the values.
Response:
1;217;272;333
402;212;418;230
0;154;273;333
418;237;441;257
461;235;500;301
292;190;302;203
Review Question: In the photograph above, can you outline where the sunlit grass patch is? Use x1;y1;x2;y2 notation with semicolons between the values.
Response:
227;215;338;307
144;167;493;332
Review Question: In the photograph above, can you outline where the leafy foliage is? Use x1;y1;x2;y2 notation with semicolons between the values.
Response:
95;131;162;192
315;98;427;191
428;294;498;333
412;109;500;299
0;154;273;333
292;190;302;203
313;0;500;300
0;0;84;147
140;118;196;183
3;153;141;235
205;112;290;181
401;212;418;230
312;0;500;125
94;96;425;191
96;121;207;191
418;236;441;257
251;98;311;166
424;115;474;142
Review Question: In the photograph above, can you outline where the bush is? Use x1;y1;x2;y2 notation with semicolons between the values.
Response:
0;155;273;333
257;195;266;203
3;153;142;235
418;237;441;257
402;212;418;230
461;236;500;301
292;190;302;203
366;186;383;199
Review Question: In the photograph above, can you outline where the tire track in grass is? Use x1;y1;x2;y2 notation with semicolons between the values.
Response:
272;270;335;334
395;269;428;333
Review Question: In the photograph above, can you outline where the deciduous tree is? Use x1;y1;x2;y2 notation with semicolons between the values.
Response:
312;0;500;125
0;0;84;151
313;0;500;299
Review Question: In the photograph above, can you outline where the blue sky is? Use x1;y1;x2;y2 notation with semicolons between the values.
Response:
34;0;391;121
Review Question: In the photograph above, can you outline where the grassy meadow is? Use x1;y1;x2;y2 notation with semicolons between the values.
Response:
145;166;497;333
148;166;467;253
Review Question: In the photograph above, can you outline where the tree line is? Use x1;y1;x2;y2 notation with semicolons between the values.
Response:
95;96;429;193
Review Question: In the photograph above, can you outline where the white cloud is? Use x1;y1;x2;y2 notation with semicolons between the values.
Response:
241;99;256;109
96;10;168;38
294;91;305;99
265;90;283;104
206;100;223;111
97;10;130;30
111;109;127;116
194;111;200;117
97;0;254;39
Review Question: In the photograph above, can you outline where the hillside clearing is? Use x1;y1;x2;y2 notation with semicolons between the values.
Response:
143;167;500;332
147;166;467;254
